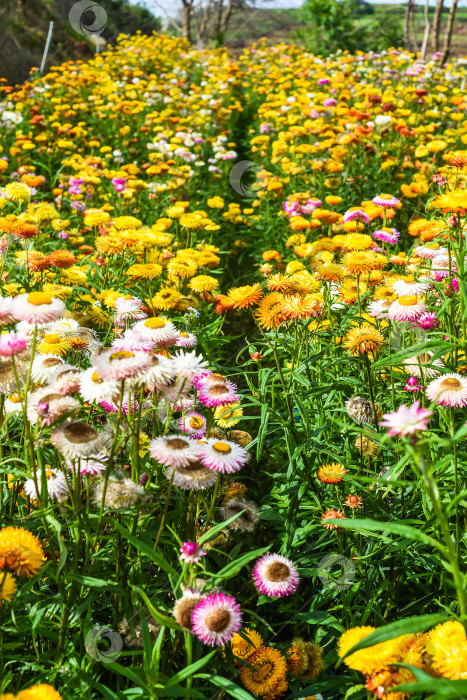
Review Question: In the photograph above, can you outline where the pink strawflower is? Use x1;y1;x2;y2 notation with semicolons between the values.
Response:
283;200;299;215
175;332;197;348
417;312;438;330
404;376;421;392
426;373;467;408
179;412;206;439
252;553;299;598
198;438;249;474
0;331;28;357
323;98;337;107
343;209;370;224
198;379;240;408
191;593;242;646
388;297;426;322
149;434;201;467
111;329;154;353
379;400;432;436
372;193;400;208
372;228;400;244
179;542;206;564
95;349;152;382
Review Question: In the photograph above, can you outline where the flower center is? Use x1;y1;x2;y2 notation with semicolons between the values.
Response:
63;422;98;444
440;377;461;390
210;384;228;396
42;357;62;368
265;561;290;582
204;608;231;633
27;291;52;305
8;393;22;403
109;351;135;361
213;441;232;454
167;438;189;450
40;393;62;404
189;416;204;429
379;193;392;200
398;296;418;307
251;662;274;682
145;317;165;329
43;334;61;344
92;371;103;384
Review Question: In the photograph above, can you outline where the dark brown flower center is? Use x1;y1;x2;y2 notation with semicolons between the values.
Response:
252;663;273;682
63;422;98;444
210;384;228;396
205;608;230;633
166;438;189;450
43;357;62;368
265;562;290;582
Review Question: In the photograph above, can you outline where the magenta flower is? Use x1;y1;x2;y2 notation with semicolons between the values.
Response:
343;209;370;224
0;331;28;357
417;312;438;330
191;593;241;646
404;376;421;392
379;401;432;437
179;541;206;564
252;553;299;598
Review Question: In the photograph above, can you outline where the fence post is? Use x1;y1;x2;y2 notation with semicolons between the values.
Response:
40;21;54;74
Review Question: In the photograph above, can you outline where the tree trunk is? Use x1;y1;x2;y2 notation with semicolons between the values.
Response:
219;0;234;34
441;0;458;62
432;0;444;53
404;0;415;51
182;1;191;42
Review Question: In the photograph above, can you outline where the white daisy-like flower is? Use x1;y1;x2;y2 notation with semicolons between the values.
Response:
367;300;392;319
132;317;180;347
172;350;208;381
157;376;192;404
133;353;175;389
67;454;107;476
16;320;50;336
4;393;23;414
426;373;467;408
392;278;432;296
114;296;146;321
12;292;65;324
414;244;448;259
51;421;107;459
79;366;120;404
403;352;443;378
252;553;300;598
95;349;152;382
175;332;197;348
166;462;218;490
31;355;66;384
388;296;427;322
27;385;79;426
24;467;69;502
0;296;15;324
51;366;83;394
149;435;201;467
111;328;154;353
45;318;80;335
198;438;249;474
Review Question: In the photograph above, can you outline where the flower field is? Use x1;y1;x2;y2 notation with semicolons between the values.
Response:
0;33;467;700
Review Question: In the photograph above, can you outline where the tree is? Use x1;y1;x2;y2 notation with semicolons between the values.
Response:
441;0;458;62
432;0;444;53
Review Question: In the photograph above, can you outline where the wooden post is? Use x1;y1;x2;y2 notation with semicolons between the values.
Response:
40;21;54;74
441;0;458;63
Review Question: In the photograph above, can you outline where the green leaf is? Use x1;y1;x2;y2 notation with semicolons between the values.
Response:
197;674;255;699
393;678;467;698
339;614;448;661
213;545;270;580
166;650;216;687
132;586;180;630
198;513;242;545
45;514;67;577
103;661;147;685
67;573;123;591
327;518;445;553
113;521;176;575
